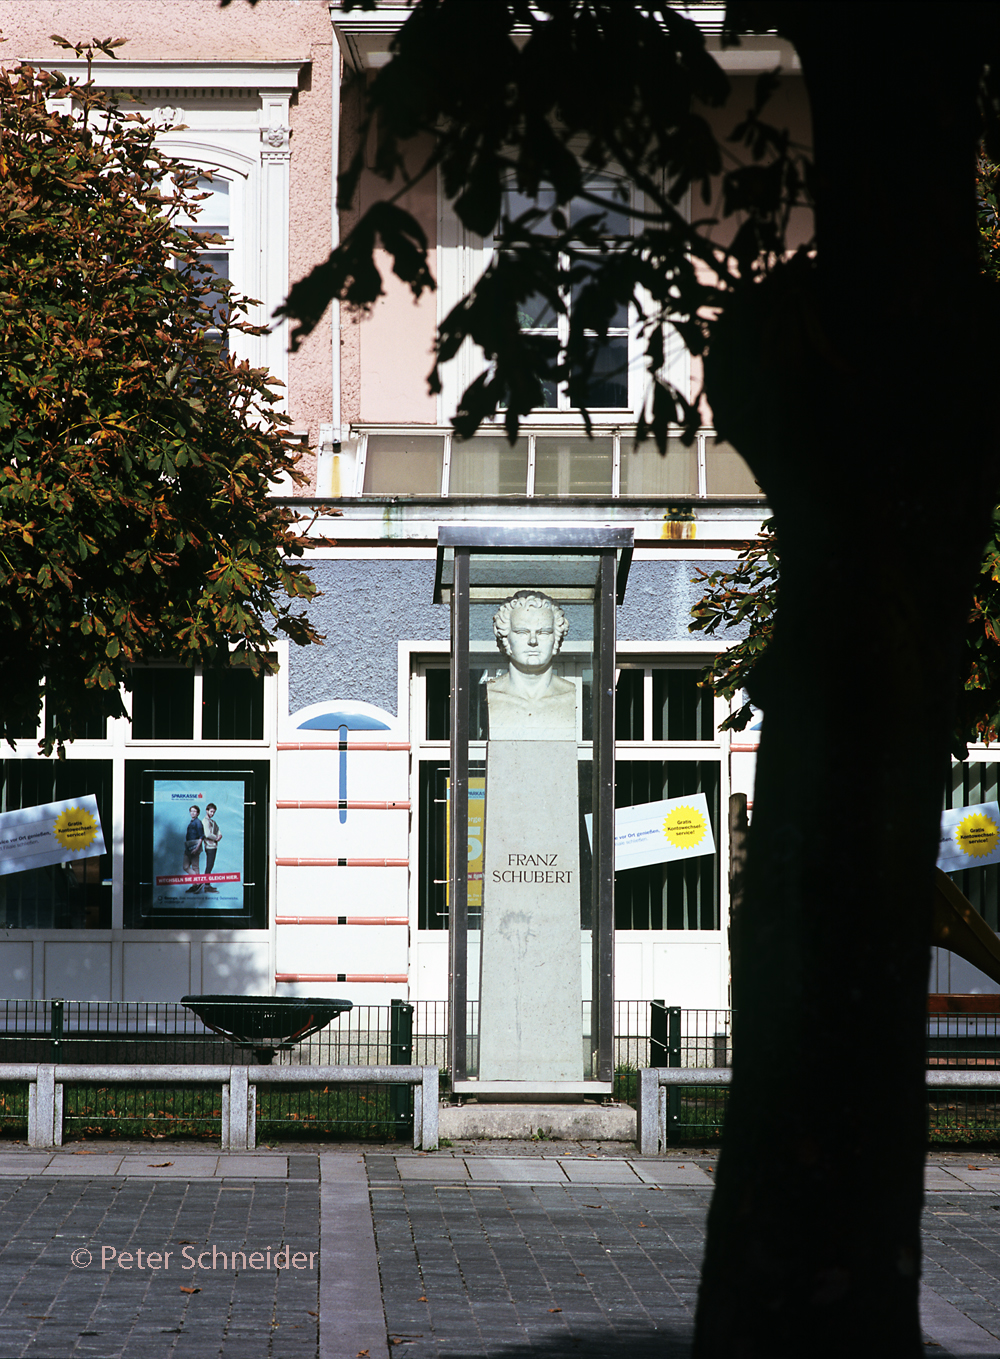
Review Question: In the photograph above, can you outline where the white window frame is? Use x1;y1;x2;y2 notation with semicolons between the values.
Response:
436;168;689;428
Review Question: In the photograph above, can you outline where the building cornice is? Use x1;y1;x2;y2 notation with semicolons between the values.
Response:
17;58;310;94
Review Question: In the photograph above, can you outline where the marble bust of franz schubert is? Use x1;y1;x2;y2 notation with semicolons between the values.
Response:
486;591;576;740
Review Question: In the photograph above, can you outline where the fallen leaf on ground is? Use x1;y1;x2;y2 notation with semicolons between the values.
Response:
179;1286;200;1294
72;1149;95;1155
547;1307;562;1313
638;1222;648;1228
306;1311;318;1317
148;1162;173;1168
418;1296;427;1302
358;1351;369;1357
968;1165;983;1170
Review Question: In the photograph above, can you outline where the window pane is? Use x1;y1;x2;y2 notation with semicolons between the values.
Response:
202;668;264;741
534;437;614;497
570;176;631;236
426;668;450;741
449;438;528;496
517;290;558;328
619;438;697;496
615;668;644;740
705;439;762;495
45;707;107;741
193;252;230;328
363;435;444;495
571;260;629;329
614;760;720;929
573;336;628;408
418;761;449;930
503;185;558;233
0;759;112;928
651;670;714;741
194;176;230;234
131;669;194;740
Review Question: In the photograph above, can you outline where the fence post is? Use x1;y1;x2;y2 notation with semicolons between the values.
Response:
50;999;64;1065
225;1068;250;1151
28;1066;58;1148
666;1006;682;1145
650;999;667;1067
637;1068;659;1155
390;999;414;1139
418;1066;439;1151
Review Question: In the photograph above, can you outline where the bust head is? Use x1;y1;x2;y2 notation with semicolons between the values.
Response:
493;592;569;674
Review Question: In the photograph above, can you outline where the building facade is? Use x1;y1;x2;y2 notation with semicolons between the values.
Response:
12;2;986;1010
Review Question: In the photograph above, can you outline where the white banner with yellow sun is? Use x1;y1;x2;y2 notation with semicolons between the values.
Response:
938;801;1000;873
0;795;106;877
606;793;716;872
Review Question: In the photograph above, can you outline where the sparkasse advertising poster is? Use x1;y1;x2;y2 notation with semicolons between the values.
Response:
151;779;245;909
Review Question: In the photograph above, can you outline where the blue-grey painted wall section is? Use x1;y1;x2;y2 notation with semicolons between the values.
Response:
288;558;738;717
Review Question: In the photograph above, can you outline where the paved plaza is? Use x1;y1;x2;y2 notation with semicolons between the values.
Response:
1;1141;1000;1356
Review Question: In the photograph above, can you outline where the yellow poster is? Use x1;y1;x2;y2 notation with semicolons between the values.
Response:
446;778;485;910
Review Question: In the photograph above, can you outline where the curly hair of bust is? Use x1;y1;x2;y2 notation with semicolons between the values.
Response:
493;591;570;654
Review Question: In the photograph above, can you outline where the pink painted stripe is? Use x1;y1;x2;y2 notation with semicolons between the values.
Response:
276;800;410;810
275;973;408;984
275;916;408;926
277;741;410;751
275;857;408;868
730;743;760;752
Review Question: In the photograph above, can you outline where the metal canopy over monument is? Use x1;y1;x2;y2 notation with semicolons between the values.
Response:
435;527;633;1096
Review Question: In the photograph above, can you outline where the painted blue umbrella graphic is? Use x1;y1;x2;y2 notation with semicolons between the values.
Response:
296;709;391;822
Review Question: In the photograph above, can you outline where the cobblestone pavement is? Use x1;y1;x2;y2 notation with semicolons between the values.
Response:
5;1143;1000;1358
0;1150;321;1359
368;1152;706;1359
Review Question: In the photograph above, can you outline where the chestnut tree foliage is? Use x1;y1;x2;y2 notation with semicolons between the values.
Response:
0;42;323;751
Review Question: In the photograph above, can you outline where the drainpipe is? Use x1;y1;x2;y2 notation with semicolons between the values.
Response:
317;38;345;498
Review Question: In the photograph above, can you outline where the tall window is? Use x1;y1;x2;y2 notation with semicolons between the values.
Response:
500;175;633;410
177;175;234;352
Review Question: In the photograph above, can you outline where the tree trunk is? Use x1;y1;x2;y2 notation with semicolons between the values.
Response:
695;7;1000;1355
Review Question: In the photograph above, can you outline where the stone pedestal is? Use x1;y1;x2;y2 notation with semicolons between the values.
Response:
478;739;583;1081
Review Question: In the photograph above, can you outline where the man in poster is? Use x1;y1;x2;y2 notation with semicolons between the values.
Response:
202;803;222;893
183;805;205;893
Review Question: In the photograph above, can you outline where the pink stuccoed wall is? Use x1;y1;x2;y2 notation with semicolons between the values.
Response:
338;77;438;428
0;0;335;492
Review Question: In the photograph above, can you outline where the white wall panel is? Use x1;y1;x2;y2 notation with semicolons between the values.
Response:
277;750;409;801
276;924;407;975
651;941;725;1009
122;942;192;1002
276;808;409;859
275;980;408;1006
44;942;112;1002
614;941;644;999
0;941;34;998
199;939;271;995
274;866;408;917
412;935;448;1000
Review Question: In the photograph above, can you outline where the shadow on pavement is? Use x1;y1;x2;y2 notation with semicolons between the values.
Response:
396;1325;693;1358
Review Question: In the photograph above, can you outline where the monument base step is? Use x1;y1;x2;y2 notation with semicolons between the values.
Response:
439;1101;636;1142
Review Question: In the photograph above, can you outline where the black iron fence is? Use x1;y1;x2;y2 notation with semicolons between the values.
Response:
0;997;732;1142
